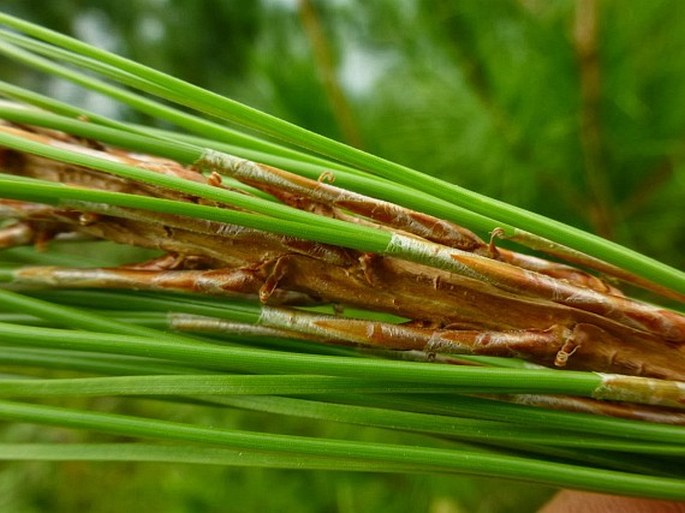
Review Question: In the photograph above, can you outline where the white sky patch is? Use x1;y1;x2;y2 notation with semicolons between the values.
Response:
73;10;119;52
138;15;166;43
47;80;121;119
338;45;393;96
53;10;123;117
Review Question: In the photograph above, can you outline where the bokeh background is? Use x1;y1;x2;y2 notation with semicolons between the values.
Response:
1;1;684;511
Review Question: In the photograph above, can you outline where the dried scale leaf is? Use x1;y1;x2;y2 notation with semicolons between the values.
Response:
198;149;623;296
1;124;685;387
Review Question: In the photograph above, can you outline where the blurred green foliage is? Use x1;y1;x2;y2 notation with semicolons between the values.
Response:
4;0;685;264
1;0;684;511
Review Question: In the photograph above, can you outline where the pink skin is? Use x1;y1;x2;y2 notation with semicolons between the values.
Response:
539;491;685;513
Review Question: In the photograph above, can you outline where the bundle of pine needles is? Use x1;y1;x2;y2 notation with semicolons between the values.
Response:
0;13;683;500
